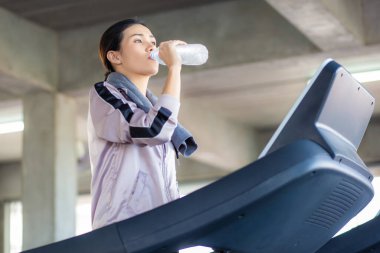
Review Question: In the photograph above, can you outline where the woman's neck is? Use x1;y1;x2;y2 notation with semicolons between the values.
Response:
118;71;150;96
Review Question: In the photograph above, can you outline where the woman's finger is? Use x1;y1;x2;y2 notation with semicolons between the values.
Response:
171;40;187;46
160;40;187;47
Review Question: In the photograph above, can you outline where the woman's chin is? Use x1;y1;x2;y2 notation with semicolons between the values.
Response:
147;67;159;76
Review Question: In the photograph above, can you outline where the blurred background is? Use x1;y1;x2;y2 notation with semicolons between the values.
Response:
0;0;379;252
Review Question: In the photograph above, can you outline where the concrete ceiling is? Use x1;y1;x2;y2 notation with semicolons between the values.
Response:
0;0;379;172
0;0;230;30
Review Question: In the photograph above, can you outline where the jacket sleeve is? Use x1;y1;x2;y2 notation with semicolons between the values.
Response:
89;82;180;145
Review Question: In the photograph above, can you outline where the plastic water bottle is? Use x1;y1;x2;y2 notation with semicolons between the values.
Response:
150;44;208;65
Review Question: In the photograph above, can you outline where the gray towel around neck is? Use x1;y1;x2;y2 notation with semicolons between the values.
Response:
106;72;197;157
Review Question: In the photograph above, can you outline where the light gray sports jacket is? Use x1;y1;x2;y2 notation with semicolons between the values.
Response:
88;81;181;229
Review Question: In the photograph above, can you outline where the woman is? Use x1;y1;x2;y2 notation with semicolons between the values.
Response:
88;19;197;230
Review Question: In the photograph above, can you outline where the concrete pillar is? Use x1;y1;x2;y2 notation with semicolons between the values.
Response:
22;91;77;250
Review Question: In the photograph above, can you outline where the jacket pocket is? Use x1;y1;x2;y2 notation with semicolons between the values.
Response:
127;170;151;215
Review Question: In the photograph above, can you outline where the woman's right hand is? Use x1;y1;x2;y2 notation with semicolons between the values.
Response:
158;40;187;68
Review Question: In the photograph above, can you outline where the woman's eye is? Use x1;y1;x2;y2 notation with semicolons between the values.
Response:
152;41;156;46
134;39;142;43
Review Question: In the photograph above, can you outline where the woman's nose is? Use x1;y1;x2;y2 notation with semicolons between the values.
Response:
146;44;155;52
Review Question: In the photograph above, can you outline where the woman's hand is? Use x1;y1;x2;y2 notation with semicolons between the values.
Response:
159;40;186;100
158;40;187;69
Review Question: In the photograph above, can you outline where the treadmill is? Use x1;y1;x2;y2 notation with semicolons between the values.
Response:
22;59;376;253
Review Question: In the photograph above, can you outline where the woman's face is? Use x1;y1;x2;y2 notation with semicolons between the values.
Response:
112;24;159;76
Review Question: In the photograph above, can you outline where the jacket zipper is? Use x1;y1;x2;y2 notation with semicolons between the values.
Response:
162;143;172;201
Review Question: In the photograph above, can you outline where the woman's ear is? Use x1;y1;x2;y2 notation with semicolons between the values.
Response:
107;51;122;65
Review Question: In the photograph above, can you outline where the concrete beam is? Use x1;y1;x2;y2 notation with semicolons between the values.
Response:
362;0;380;44
0;100;23;162
0;161;91;200
321;0;364;44
78;169;91;195
370;164;380;177
359;117;380;164
0;88;17;101
0;162;21;201
0;7;58;95
146;44;380;129
266;0;363;51
177;100;259;170
176;157;229;182
57;0;318;93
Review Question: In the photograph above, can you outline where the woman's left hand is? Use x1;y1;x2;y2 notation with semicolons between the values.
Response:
158;40;187;68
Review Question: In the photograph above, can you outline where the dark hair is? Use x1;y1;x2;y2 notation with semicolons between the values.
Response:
99;18;147;79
